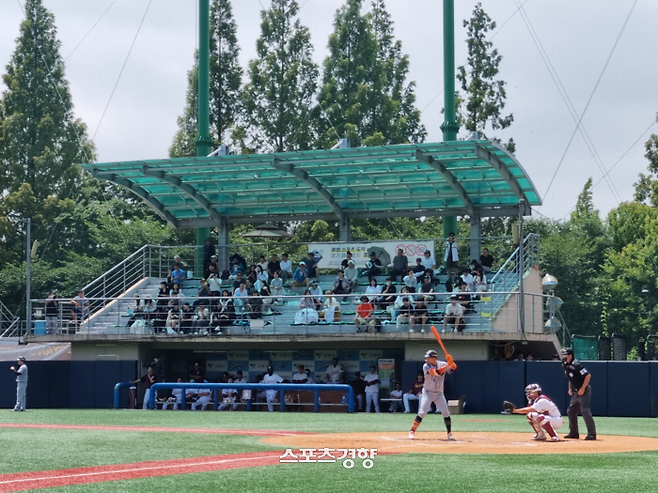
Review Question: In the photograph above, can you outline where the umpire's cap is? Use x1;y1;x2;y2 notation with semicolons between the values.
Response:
424;350;438;359
560;348;574;356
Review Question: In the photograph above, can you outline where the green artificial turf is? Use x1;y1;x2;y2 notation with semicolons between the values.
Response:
1;410;658;492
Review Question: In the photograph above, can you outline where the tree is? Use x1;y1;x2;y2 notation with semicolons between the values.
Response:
0;0;95;269
0;0;94;202
170;0;243;157
315;0;425;148
456;3;514;150
241;0;318;152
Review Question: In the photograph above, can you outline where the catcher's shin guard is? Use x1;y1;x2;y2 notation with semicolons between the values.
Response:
540;420;558;438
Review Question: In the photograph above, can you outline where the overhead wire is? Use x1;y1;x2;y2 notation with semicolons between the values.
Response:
539;0;639;202
92;0;153;141
63;0;118;62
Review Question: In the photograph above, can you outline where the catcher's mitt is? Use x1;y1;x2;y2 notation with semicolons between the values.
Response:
502;400;516;414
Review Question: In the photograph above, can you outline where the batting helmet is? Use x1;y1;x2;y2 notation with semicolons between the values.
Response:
424;350;438;359
525;383;542;396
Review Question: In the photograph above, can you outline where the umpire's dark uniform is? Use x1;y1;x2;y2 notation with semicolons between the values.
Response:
561;348;597;440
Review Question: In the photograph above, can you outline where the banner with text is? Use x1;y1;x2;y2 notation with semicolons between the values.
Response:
309;241;435;270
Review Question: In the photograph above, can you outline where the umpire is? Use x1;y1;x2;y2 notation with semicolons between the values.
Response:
561;348;596;440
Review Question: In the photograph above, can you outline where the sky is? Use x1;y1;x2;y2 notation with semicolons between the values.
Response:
0;0;657;221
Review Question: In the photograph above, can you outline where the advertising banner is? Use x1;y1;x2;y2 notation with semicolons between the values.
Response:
377;358;396;390
309;240;435;270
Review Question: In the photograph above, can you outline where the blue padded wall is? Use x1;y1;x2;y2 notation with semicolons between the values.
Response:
584;361;608;416
650;362;658;418
526;362;567;412
607;362;650;417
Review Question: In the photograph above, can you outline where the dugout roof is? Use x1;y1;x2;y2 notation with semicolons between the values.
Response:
81;140;541;228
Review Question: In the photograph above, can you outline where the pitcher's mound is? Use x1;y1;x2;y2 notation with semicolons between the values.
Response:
262;432;658;455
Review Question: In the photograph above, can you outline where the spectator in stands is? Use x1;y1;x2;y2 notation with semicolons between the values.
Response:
323;291;340;322
247;290;263;319
412;257;426;282
421;250;436;275
397;297;415;332
255;265;269;290
207;256;220;278
267;254;281;279
170;263;187;285
343;260;359;296
246;265;258;290
365;252;382;282
457;281;475;313
126;294;144;328
293;365;308;383
294;289;319;325
167;255;185;287
45;290;58;335
470;258;482;274
389;248;409;282
403;269;418;293
270;271;284;304
192;304;211;333
207;272;222;297
195;279;212;308
443;294;465;332
292;262;311;291
403;371;425;413
515;352;525;362
411;298;429;333
168;283;184;305
305;253;319;281
355;295;375;332
349;371;366;411
333;270;351;302
157;281;169;306
392;287;413;321
389;382;404;413
480;248;495;274
474;268;487;293
419;276;436;304
132;366;157;409
71;290;89;324
380;278;397;311
309;281;324;308
143;298;155;323
364;365;381;413
189;362;205;382
217;378;238;411
211;289;235;334
341;251;354;269
460;268;475;292
257;255;268;274
259;282;274;311
443;232;459;282
365;279;382;308
203;238;216;278
279;253;293;282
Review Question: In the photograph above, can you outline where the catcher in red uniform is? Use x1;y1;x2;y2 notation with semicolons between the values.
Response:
509;383;564;441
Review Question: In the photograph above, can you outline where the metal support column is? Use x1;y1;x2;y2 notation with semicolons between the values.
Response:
217;219;230;273
469;214;481;262
339;216;351;242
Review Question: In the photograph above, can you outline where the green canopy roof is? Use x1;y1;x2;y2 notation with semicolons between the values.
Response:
81;140;541;228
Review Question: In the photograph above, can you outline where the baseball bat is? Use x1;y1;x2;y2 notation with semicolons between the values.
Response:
430;325;450;357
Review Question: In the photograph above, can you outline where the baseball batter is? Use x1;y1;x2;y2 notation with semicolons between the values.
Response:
409;350;456;441
512;383;563;441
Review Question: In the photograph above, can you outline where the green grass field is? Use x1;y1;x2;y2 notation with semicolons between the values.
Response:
1;410;658;492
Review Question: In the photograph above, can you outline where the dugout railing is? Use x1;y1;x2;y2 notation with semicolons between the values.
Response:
114;382;355;413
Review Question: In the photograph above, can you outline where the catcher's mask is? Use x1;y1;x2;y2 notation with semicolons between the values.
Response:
424;350;438;359
525;383;542;398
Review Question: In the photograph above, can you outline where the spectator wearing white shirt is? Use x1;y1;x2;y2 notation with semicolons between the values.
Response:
443;294;465;332
343;260;359;296
403;270;418;293
279;253;293;282
365;279;382;308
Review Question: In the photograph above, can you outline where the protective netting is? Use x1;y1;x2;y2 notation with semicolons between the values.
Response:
572;335;598;361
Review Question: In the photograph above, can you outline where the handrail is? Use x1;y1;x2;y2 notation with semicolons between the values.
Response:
145;382;355;412
0;301;20;338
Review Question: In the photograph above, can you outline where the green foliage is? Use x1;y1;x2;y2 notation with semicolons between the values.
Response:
170;0;243;157
315;0;425;148
241;0;318;152
456;3;513;145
